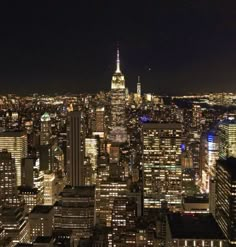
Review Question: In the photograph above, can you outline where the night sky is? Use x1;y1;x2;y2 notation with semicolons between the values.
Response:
0;1;236;95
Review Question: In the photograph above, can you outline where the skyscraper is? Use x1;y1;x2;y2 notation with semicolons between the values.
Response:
0;131;27;186
109;48;127;143
93;107;105;137
40;112;51;145
219;119;236;159
137;76;141;97
84;137;98;185
142;123;182;210
67;111;85;186
0;150;21;207
54;185;95;246
215;157;236;246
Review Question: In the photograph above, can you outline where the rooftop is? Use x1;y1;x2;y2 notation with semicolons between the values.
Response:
31;205;53;214
18;186;38;194
167;213;225;239
40;112;51;122
15;244;33;247
34;236;52;243
184;195;209;204
0;130;26;137
60;185;95;198
142;122;182;130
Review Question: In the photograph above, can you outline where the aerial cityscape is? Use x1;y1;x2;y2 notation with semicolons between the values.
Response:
1;2;236;247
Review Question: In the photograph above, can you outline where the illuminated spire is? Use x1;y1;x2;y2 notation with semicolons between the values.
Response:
115;47;121;73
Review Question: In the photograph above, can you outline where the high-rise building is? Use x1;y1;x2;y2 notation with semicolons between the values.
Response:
137;76;141;97
40;112;51;145
2;207;29;245
111;197;137;246
191;104;202;128
201;131;219;193
93;107;105;138
0;150;21;207
21;158;34;187
43;172;56;205
109;48;127;143
219;119;236;159
29;205;54;241
84;138;98;185
18;187;41;214
67;111;85;186
215;157;236;246
98;179;127;226
142;123;182;210
54;185;95;246
0;131;27;186
39;144;53;171
0;205;5;241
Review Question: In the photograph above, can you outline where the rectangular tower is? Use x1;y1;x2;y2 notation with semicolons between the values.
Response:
218;119;236;159
67;111;85;186
142;123;182;210
215;157;236;246
0;131;27;186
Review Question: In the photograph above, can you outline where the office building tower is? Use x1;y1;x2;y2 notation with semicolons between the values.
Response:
142;123;182;210
93;107;105;138
209;178;216;216
0;205;5;241
191;104;202;128
111;197;137;246
43;173;56;205
0;131;27;186
201;131;219;193
216;158;236;246
137;76;141;97
219;119;236;159
21;158;34;187
84;138;98;185
53;145;65;173
54;185;95;246
29;205;54;241
39;144;53;171
67;111;85;186
0;150;21;207
98;179;127;226
18;187;41;214
109;48;127;143
40;112;51;145
2;207;29;244
32;159;44;204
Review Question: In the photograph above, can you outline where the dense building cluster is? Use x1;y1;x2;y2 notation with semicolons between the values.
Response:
0;50;236;246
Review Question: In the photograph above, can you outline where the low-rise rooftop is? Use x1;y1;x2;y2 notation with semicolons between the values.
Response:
167;213;225;239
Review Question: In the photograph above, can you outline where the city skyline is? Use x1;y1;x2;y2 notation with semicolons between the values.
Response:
0;2;236;94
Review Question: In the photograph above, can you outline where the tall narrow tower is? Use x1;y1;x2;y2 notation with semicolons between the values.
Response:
40;112;51;145
109;48;127;143
137;76;141;97
67;111;85;186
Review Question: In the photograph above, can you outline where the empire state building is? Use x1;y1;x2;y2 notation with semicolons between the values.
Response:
109;48;127;143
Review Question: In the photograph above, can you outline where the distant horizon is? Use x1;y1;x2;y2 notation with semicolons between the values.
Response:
0;89;236;97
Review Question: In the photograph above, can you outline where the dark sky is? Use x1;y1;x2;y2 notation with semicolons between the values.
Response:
0;1;236;95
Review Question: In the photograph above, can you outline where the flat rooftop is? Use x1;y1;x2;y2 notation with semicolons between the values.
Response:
167;213;225;239
184;195;209;204
142;122;182;130
0;130;26;137
34;236;52;243
31;205;53;214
